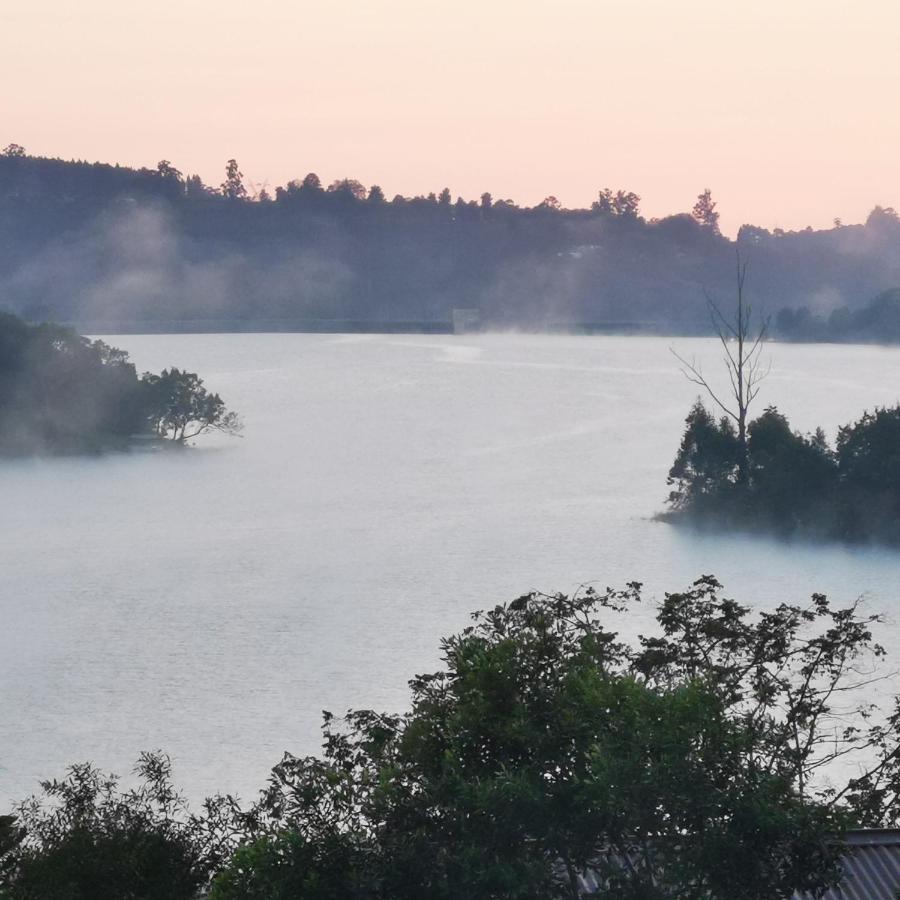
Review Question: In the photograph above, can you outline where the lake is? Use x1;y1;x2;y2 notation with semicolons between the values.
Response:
4;333;900;806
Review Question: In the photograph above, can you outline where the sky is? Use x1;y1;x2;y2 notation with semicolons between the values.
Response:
2;0;899;235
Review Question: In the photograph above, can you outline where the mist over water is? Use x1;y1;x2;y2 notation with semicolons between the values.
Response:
4;333;900;805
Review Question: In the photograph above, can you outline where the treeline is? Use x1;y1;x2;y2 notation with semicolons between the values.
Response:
0;312;239;455
776;287;900;343
3;579;900;898
4;145;900;333
667;400;900;542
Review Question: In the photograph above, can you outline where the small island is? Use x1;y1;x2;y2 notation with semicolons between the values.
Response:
0;311;241;456
664;399;900;543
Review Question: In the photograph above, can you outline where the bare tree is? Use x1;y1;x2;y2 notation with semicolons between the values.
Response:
671;251;770;483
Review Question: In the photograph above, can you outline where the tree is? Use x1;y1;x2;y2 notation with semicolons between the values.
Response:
0;312;244;456
211;578;900;899
300;172;322;192
866;205;899;228
2;143;26;158
437;187;452;207
326;179;366;201
692;188;720;234
367;184;386;205
666;400;740;509
1;813;24;883
613;189;641;219
746;407;836;525
221;159;246;200
2;752;233;899
156;160;183;183
185;174;211;198
592;188;641;219
671;252;770;483
142;368;242;444
0;314;147;454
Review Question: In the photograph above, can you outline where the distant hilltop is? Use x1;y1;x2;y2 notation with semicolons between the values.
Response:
4;146;900;339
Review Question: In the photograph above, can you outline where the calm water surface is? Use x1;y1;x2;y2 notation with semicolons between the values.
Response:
4;333;900;804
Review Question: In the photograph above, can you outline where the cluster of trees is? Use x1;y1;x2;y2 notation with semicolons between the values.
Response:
663;255;900;542
3;578;900;898
4;146;900;333
775;287;900;343
667;401;900;542
0;312;240;455
664;253;900;543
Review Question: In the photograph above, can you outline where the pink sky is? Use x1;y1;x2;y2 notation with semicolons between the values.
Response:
2;0;898;235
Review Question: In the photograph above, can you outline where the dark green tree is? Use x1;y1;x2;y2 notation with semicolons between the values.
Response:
0;314;146;454
0;312;242;455
746;407;836;528
141;368;242;444
221;159;246;200
667;400;739;510
692;188;721;234
326;179;366;201
212;578;900;899
592;188;641;219
156;159;183;183
2;752;235;900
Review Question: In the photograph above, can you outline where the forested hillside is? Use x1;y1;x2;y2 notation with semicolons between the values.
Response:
3;146;900;333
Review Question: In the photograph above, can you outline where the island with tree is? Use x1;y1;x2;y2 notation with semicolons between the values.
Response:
664;258;900;544
0;311;241;456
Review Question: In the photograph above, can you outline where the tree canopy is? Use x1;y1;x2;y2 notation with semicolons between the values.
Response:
4;150;900;334
142;368;242;444
0;312;241;455
6;578;900;897
666;399;900;542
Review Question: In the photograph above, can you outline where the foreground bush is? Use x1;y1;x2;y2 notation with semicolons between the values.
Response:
0;752;239;900
8;578;900;898
210;578;897;898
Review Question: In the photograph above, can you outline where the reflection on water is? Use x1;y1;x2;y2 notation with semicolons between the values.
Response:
3;333;900;803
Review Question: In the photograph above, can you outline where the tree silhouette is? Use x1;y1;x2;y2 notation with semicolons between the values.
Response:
142;368;242;444
671;252;769;482
692;188;720;234
220;159;246;200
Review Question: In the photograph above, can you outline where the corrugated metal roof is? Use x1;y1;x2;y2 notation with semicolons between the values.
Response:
793;830;900;900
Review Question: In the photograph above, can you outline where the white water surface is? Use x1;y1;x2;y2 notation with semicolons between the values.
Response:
4;333;900;804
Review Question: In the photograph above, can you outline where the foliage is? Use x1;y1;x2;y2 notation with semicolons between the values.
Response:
8;580;900;897
221;159;246;200
666;399;900;542
776;289;900;343
6;149;900;335
0;752;241;900
208;578;900;899
667;400;739;510
0;312;145;454
0;312;241;454
142;367;242;443
692;188;720;234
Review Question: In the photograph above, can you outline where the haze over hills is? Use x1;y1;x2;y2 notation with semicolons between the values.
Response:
3;147;900;336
